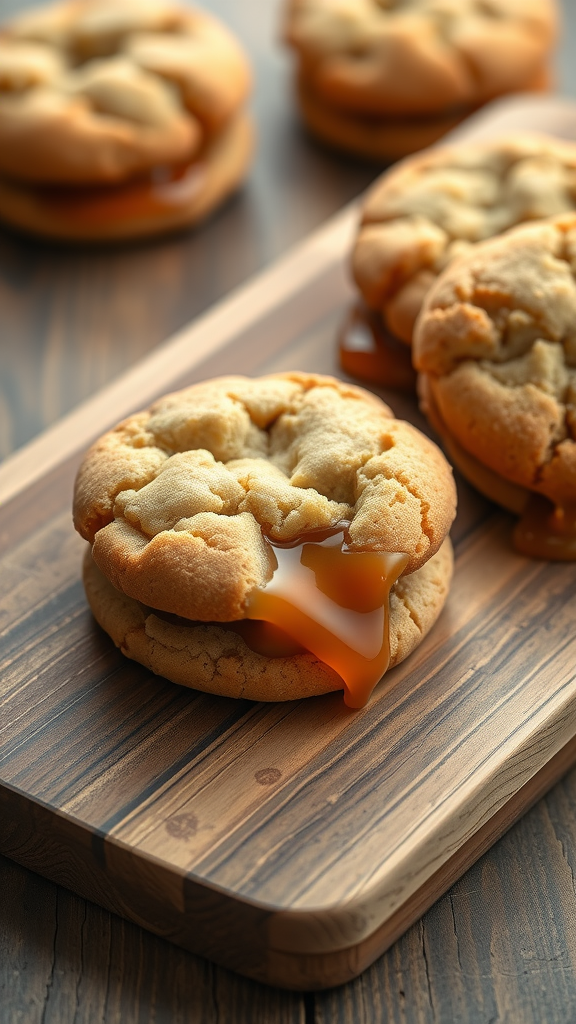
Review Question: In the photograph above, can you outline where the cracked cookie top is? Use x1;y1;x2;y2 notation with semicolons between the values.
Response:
413;213;576;506
0;0;251;183
284;0;557;117
73;372;457;622
353;134;576;343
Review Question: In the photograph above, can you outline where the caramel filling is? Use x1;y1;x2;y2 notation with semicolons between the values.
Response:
246;525;409;709
32;158;206;224
338;302;417;393
513;495;576;562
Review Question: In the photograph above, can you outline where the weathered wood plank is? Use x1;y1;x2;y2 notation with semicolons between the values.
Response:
0;854;304;1024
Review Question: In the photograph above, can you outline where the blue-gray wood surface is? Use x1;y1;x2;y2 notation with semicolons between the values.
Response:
2;1;576;1021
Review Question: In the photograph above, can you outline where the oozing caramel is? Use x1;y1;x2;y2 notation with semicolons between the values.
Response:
513;494;576;561
247;525;409;708
338;303;417;393
35;159;206;225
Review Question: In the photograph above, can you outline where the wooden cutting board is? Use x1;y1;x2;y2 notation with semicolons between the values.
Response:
2;96;576;992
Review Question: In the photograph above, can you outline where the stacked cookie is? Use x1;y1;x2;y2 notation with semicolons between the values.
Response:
74;373;456;706
414;214;576;560
0;0;253;240
284;0;558;160
344;135;576;387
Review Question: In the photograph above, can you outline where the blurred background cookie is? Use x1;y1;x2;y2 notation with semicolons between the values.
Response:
74;372;456;707
283;0;558;160
414;212;576;560
341;133;576;389
0;0;253;240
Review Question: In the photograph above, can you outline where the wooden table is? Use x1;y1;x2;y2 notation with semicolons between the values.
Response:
1;1;576;1021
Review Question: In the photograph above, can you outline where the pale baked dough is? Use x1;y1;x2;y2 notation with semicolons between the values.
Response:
83;537;454;701
284;0;557;117
0;111;254;242
354;133;576;344
0;0;252;183
413;214;576;508
74;373;457;622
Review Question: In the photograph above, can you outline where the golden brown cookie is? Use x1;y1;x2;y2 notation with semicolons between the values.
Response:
0;111;254;241
414;214;576;559
296;75;475;162
74;372;457;704
0;0;251;182
83;538;454;701
284;0;557;118
354;133;576;345
0;0;253;239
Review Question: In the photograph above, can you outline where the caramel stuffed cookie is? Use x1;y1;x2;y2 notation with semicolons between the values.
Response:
284;0;557;159
74;373;456;707
341;134;576;391
0;0;253;240
414;214;576;560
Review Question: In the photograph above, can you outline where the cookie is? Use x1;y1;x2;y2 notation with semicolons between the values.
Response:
83;538;454;702
284;0;557;158
414;214;576;560
354;134;576;344
0;111;253;241
0;0;253;239
296;75;476;162
343;134;576;392
74;372;457;705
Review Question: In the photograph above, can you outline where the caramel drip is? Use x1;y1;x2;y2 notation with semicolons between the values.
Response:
246;525;409;708
35;159;206;224
338;303;417;393
513;494;576;561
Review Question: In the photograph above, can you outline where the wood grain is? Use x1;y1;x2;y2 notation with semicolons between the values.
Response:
0;853;304;1024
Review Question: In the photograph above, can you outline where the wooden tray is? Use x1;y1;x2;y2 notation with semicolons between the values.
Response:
2;95;576;992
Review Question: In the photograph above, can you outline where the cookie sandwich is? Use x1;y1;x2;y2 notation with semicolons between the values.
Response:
344;134;576;389
283;0;557;162
0;0;253;241
414;214;576;560
73;373;456;707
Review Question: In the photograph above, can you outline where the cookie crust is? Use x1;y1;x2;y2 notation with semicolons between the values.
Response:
0;111;254;242
296;75;478;162
284;0;557;118
0;0;252;183
353;133;576;344
83;537;454;701
73;373;457;622
413;214;576;508
418;371;529;515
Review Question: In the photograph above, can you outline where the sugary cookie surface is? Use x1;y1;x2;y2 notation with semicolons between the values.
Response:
0;0;251;182
284;0;557;116
353;135;576;342
414;214;576;506
73;373;456;622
